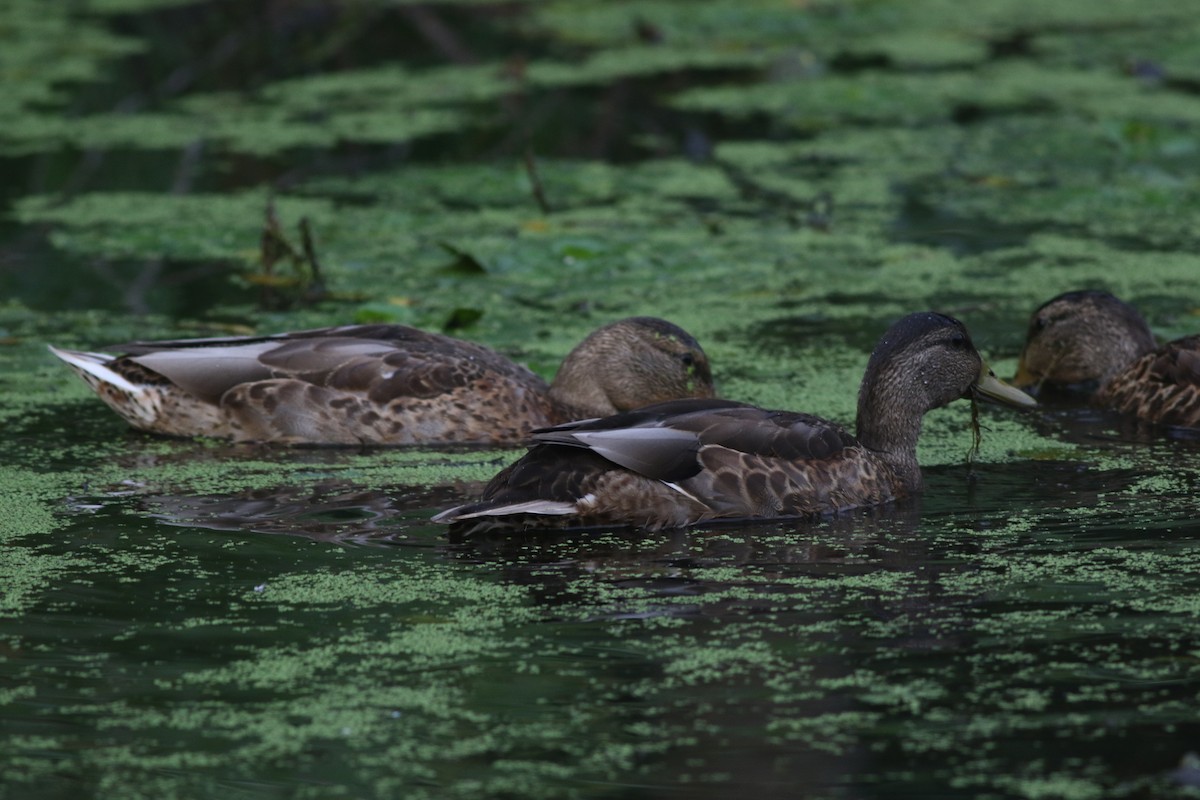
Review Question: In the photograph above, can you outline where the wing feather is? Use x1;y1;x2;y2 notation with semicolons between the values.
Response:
130;344;279;403
559;427;702;481
115;326;536;407
529;398;856;481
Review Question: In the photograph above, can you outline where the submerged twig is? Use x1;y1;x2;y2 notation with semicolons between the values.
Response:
255;200;328;309
523;149;552;215
299;217;327;300
258;200;287;308
400;5;477;64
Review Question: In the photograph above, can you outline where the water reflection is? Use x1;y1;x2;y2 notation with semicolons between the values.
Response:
30;410;1200;799
144;480;481;547
125;437;1187;557
1026;399;1200;446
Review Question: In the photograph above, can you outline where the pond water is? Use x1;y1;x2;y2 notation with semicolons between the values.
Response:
5;406;1200;798
3;1;1200;798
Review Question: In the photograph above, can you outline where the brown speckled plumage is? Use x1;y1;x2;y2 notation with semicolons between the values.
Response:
1015;291;1200;427
434;312;1036;533
50;318;714;445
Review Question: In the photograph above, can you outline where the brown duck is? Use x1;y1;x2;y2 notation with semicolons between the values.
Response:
1014;290;1200;427
49;317;714;445
434;312;1035;532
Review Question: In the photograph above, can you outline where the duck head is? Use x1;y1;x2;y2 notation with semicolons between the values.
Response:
1014;290;1157;394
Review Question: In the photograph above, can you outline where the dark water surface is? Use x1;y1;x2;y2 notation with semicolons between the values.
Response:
4;0;1200;797
4;411;1199;799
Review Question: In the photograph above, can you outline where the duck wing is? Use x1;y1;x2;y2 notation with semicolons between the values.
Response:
112;323;441;353
1153;335;1200;387
1102;334;1200;426
531;398;855;482
126;341;288;404
118;325;531;405
256;335;524;400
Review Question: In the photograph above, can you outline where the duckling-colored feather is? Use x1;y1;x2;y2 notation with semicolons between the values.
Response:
434;312;1035;532
1015;290;1200;427
51;318;714;445
1093;334;1200;425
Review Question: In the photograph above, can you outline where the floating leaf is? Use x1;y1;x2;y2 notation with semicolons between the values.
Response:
442;307;484;331
436;241;491;274
353;303;413;324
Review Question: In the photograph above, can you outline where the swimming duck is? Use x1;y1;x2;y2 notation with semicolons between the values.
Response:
1014;290;1200;427
433;312;1035;532
49;317;715;445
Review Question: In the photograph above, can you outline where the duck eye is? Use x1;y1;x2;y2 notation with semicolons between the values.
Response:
1033;316;1047;333
949;334;967;349
680;353;696;368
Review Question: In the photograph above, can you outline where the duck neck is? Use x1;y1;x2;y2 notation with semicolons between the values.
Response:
547;362;618;420
855;378;926;492
1101;327;1157;385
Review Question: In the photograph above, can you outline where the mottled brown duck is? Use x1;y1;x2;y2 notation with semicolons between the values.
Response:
1014;290;1200;427
434;312;1035;533
49;317;714;445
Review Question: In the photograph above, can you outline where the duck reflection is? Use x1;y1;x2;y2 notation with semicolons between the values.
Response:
439;456;1188;797
132;450;1152;556
452;500;926;572
89;437;1200;797
1024;397;1200;446
143;481;481;547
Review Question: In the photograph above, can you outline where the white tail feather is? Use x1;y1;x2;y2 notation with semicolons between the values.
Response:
663;481;704;503
47;346;144;396
432;499;579;523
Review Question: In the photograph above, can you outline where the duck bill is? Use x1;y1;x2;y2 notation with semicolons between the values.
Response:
974;362;1037;408
1011;355;1039;390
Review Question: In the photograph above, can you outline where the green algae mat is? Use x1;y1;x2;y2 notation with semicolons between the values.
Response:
3;0;1200;797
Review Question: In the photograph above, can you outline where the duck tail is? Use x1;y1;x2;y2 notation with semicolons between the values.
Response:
48;345;161;427
48;346;142;394
432;499;578;524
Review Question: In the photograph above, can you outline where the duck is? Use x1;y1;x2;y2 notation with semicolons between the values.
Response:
433;312;1035;533
1014;290;1200;427
49;317;715;445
